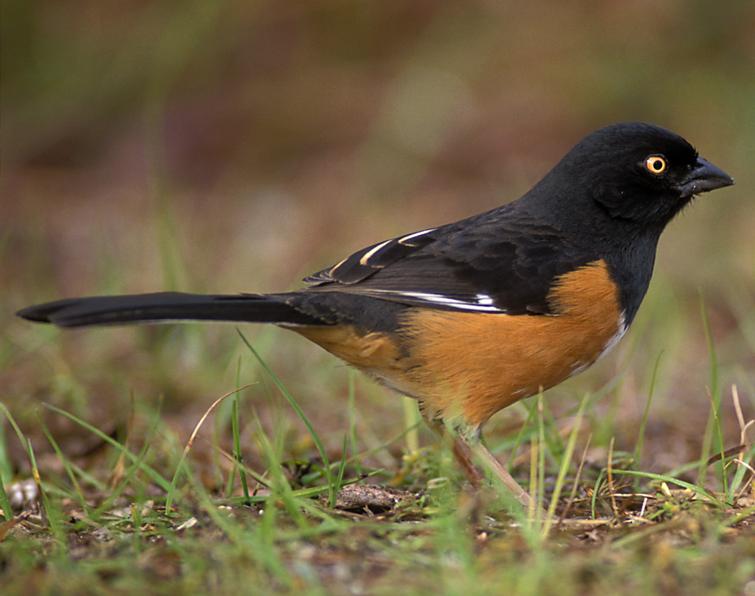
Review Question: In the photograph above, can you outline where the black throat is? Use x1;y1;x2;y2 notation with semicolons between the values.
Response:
517;174;665;326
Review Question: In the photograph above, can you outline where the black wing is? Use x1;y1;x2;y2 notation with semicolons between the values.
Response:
304;206;596;315
304;226;441;285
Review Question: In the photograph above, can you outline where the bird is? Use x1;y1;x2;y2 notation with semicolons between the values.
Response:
17;122;734;507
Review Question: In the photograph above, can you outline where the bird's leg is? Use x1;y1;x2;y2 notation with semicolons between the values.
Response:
426;419;481;484
447;431;485;488
429;419;537;510
463;435;535;510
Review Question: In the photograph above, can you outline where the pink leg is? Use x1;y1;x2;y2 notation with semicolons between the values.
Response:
429;420;537;510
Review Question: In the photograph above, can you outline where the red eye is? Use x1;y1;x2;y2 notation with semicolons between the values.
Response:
644;155;667;175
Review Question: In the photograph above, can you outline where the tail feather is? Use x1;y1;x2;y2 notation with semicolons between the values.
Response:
16;292;323;328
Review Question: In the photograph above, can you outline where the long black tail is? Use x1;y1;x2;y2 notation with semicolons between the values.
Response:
16;292;323;328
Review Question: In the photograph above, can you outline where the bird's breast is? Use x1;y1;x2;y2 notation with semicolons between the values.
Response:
290;260;626;429
400;259;625;426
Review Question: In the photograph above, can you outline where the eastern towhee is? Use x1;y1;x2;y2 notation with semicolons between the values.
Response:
18;122;734;507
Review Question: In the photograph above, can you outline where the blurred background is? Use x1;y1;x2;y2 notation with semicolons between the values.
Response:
1;1;753;479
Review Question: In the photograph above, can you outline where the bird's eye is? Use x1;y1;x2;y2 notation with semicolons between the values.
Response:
644;155;668;175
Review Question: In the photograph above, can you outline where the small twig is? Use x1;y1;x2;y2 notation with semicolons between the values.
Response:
731;384;754;498
607;437;619;519
731;385;747;446
639;496;648;518
732;385;753;459
733;459;755;499
213;442;270;489
165;383;256;512
0;511;31;542
554;518;613;528
557;433;592;528
705;443;748;466
183;384;256;457
110;391;137;489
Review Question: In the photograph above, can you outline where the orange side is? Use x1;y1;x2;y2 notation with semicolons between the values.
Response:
401;259;623;426
291;325;414;396
290;260;624;429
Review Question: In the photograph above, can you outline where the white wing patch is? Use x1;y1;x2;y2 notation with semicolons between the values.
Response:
321;227;439;281
360;228;438;266
397;228;436;246
362;289;505;312
358;239;393;266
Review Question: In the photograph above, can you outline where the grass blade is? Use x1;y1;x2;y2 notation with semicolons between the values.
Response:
237;329;336;507
43;403;172;493
166;383;255;511
633;350;663;467
610;469;721;505
233;358;251;504
542;393;589;537
697;297;724;489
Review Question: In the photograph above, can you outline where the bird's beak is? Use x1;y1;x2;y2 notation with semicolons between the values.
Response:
677;157;734;199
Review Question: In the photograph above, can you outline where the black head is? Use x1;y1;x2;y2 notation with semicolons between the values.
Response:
552;122;733;227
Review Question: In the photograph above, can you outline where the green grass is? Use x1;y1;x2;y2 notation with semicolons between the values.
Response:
1;312;753;594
